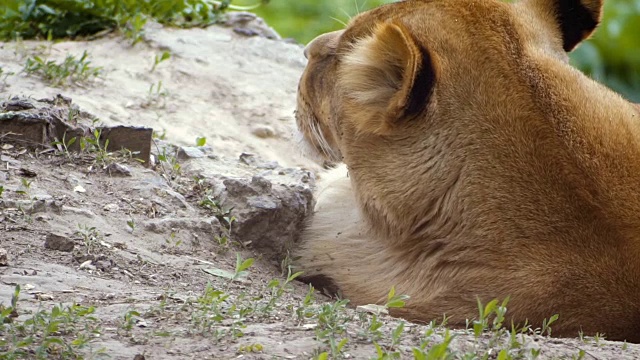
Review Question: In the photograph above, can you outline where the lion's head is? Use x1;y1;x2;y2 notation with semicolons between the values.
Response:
295;0;631;238
297;0;601;157
296;0;604;160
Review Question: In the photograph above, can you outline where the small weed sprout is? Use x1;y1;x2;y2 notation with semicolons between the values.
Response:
53;128;141;167
81;128;111;166
232;253;254;283
196;136;207;147
152;129;167;140
67;105;81;123
410;328;455;360
573;349;587;360
385;286;410;309
0;284;20;322
23;50;101;87
144;80;169;108
237;343;264;354
360;312;384;342
118;309;141;336
189;284;229;337
127;217;136;233
372;322;405;359
295;284;316;323
0;285;106;359
261;267;303;314
156;145;182;179
0;66;15;87
200;191;235;225
593;332;605;346
314;299;351;358
312;351;329;360
535;313;559;336
182;258;256;340
280;251;300;277
15;177;33;199
390;321;405;348
75;224;103;254
124;13;148;46
119;147;144;163
52;132;77;160
164;231;183;252
199;190;236;250
151;51;171;73
472;297;510;339
14;178;35;221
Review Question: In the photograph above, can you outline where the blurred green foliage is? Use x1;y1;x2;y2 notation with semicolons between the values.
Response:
242;0;639;102
0;0;268;39
236;0;390;44
571;0;640;101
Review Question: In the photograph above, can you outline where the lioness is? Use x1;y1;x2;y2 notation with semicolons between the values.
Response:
294;0;640;342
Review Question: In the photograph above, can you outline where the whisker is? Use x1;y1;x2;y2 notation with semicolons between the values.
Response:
331;16;349;27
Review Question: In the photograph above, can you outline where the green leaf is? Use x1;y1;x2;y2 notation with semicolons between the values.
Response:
388;285;396;301
386;299;404;309
412;348;426;360
196;136;207;147
483;299;498;318
238;256;254;272
44;337;63;345
11;284;20;307
386;286;409;308
392;321;405;340
126;310;141;318
497;349;509;360
374;342;384;357
337;337;348;351
202;267;235;280
287;271;304;283
16;337;35;347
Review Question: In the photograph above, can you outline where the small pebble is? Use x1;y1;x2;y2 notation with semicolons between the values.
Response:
251;125;276;138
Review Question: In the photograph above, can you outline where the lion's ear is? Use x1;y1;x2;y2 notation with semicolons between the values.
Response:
338;22;435;135
530;0;603;51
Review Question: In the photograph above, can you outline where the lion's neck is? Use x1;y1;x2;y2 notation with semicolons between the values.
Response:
344;131;467;246
531;60;640;222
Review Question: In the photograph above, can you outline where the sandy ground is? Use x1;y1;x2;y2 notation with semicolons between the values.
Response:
1;18;316;172
1;16;639;360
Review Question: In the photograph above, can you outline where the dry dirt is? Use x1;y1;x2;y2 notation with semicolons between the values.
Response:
0;14;639;360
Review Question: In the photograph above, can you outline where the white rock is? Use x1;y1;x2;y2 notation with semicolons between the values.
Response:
251;125;276;138
103;203;119;212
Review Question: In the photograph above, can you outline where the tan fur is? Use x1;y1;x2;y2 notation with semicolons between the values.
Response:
295;0;640;342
